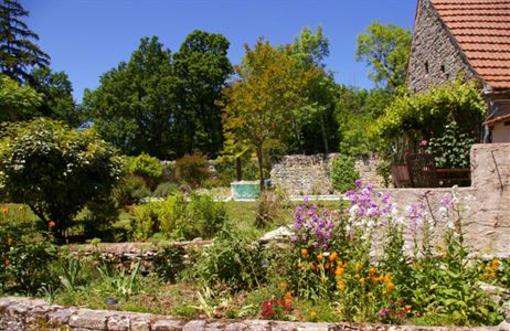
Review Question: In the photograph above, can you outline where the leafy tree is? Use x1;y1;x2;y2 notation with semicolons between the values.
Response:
287;27;339;155
0;118;122;239
356;21;412;91
337;86;395;156
173;30;232;157
0;74;42;121
0;0;49;82
28;67;79;126
83;36;177;158
222;39;319;185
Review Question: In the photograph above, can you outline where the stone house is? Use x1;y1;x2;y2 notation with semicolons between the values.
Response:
407;0;510;143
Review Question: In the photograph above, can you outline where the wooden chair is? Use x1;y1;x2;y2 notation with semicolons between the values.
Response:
405;153;439;188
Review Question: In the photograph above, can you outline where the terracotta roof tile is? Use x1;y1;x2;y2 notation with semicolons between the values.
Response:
431;0;510;90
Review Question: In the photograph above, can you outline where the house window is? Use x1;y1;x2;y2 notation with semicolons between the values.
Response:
441;64;446;73
425;61;429;74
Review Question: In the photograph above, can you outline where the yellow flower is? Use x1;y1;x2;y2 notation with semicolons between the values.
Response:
280;281;289;289
317;253;324;261
337;279;346;290
309;309;318;321
355;263;363;272
368;267;377;276
301;248;309;258
329;252;338;262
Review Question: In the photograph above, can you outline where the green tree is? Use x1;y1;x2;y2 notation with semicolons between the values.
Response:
0;74;42;122
356;21;412;91
287;27;339;155
28;67;79;126
0;118;122;239
0;0;49;82
84;36;178;158
222;39;319;186
173;30;232;157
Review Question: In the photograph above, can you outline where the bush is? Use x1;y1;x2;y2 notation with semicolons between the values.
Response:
115;175;151;206
153;244;186;283
0;119;122;239
130;193;227;241
255;190;281;228
174;153;210;188
330;155;360;193
126;153;164;189
195;228;264;291
427;121;475;169
0;210;57;294
153;182;179;198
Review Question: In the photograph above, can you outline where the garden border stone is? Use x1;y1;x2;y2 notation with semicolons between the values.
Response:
0;296;504;331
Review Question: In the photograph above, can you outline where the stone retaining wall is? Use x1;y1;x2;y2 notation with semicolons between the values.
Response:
0;297;500;331
270;154;385;196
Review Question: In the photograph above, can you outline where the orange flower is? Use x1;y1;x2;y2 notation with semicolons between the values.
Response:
335;267;345;276
337;279;346;290
355;263;363;272
48;220;56;228
329;252;338;262
317;253;324;261
1;207;8;215
300;248;309;258
368;267;377;276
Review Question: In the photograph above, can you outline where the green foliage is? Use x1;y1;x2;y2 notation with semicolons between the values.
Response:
126;153;164;190
222;39;320;183
153;244;186;283
356;21;412;91
0;0;50;82
0;118;122;237
330;155;360;193
131;193;227;241
28;67;79;127
337;87;394;156
115;175;151;206
0;208;57;295
174;153;211;188
0;74;42;121
84;31;231;159
195;228;264;291
428;121;475;169
375;80;486;148
153;182;180;198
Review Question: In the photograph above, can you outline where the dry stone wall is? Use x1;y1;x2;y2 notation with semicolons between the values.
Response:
270;154;385;196
0;296;500;331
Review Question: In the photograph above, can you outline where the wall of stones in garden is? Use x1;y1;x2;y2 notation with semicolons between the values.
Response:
67;240;211;273
270;153;385;196
378;143;510;257
0;296;498;331
407;0;476;93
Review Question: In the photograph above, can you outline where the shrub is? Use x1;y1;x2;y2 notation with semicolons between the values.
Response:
174;153;210;188
195;228;264;291
153;182;179;198
0;119;122;239
115;175;151;206
255;190;281;228
0;210;57;294
126;153;164;189
330;155;359;193
153;244;186;283
427;121;475;169
130;193;227;241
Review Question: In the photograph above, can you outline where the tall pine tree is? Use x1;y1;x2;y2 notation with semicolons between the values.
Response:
0;0;50;82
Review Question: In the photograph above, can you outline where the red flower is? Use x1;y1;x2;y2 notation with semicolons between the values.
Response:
48;220;56;228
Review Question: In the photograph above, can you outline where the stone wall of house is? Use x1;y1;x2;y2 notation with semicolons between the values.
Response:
378;143;510;257
0;296;498;331
270;154;385;196
407;0;475;93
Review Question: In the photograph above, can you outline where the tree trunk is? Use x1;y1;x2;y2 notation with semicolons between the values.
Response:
256;147;265;190
236;157;242;181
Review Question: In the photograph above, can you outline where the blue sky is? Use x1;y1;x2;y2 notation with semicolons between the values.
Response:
24;0;417;102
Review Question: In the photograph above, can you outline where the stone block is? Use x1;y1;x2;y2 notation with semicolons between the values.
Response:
68;308;110;330
153;318;184;331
